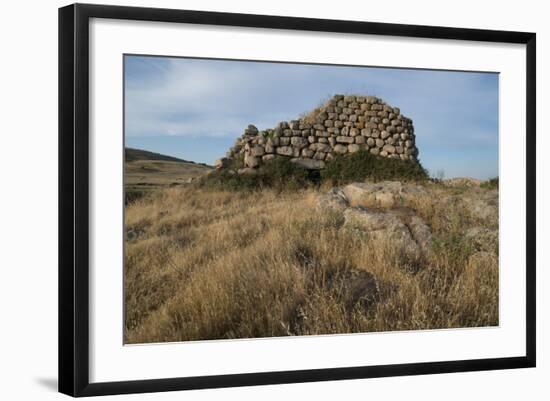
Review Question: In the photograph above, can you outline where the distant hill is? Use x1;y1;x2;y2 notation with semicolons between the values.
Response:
125;147;210;167
124;148;213;203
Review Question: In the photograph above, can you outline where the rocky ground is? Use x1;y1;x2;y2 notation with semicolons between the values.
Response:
318;180;498;261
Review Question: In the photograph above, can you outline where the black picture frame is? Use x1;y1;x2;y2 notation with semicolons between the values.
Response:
59;3;536;397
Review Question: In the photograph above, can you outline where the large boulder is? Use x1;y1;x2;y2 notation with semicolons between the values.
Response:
316;188;348;212
276;146;294;156
342;181;427;208
290;158;325;170
316;184;433;259
249;146;265;157
343;208;423;259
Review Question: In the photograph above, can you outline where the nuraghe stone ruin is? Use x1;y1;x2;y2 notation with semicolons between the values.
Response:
215;94;419;173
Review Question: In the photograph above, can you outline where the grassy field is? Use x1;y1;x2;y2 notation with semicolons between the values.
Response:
124;174;498;344
124;151;212;204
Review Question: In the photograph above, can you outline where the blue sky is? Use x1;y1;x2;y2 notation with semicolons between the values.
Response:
125;55;499;179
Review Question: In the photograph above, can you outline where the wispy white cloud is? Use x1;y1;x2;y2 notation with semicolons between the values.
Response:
125;56;499;178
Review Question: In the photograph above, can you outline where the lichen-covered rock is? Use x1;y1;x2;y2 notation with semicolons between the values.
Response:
334;144;348;154
316;189;348;212
276;146;294;156
290;158;325;170
249;146;265;157
342;181;427;209
317;183;433;260
343;208;422;260
291;136;308;148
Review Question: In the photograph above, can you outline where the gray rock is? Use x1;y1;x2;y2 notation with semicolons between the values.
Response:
250;146;265;157
407;215;432;254
316;188;349;212
309;142;330;152
336;136;355;144
290;158;325;169
291;136;308;148
244;154;260;168
301;148;315;158
276;146;294;156
334;144;348;154
344;95;356;103
343;182;401;208
279;137;290;146
289;120;300;130
278;121;289;129
343;208;421;259
312;151;325;160
348;144;360;153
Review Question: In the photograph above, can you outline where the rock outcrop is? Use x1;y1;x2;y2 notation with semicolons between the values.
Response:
216;94;419;172
317;181;433;261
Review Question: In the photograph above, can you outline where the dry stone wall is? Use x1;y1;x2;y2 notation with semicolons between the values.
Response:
216;94;419;173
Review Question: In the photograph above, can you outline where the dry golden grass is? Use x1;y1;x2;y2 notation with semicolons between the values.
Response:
124;184;498;344
125;160;212;192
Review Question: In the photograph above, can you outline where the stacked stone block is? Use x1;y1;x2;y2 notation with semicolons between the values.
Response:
218;94;419;173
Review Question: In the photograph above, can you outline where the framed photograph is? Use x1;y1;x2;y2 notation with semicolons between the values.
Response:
58;3;536;397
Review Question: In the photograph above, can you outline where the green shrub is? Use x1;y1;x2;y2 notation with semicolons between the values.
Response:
322;150;428;185
480;177;499;190
200;151;428;192
197;157;314;192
